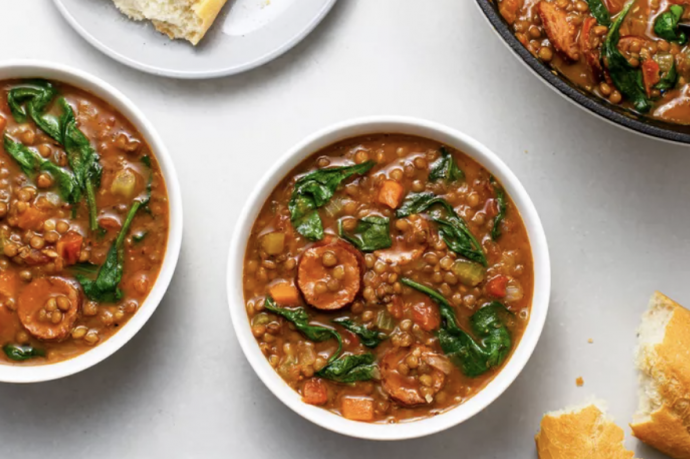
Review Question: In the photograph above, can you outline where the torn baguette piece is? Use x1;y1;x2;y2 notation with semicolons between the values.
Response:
535;401;637;459
113;0;228;45
631;292;690;459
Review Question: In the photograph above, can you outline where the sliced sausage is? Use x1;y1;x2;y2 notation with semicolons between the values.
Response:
297;240;361;310
18;277;81;341
381;345;447;406
375;215;429;265
538;1;579;61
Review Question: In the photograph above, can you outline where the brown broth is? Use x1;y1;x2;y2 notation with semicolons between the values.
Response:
0;80;169;364
243;134;534;423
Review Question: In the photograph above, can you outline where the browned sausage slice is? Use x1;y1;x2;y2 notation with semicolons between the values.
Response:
381;345;447;406
297;240;361;310
18;277;81;341
538;1;579;61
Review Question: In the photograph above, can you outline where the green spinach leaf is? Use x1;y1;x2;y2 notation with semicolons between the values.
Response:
429;146;464;183
316;353;378;383
400;278;512;377
3;135;80;204
333;317;386;348
289;161;375;241
7;80;61;140
264;297;342;357
77;193;148;303
654;5;687;44
338;216;391;252
603;2;652;113
396;192;487;266
586;0;611;25
655;61;678;92
3;343;45;361
491;178;507;241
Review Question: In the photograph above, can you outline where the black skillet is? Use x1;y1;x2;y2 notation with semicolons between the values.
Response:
474;0;690;144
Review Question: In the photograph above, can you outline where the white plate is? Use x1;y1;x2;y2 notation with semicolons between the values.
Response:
52;0;337;79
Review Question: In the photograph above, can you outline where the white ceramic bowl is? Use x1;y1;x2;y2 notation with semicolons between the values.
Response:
227;117;550;440
0;60;183;383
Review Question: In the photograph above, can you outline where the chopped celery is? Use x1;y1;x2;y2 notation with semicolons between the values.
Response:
452;259;486;287
376;310;396;332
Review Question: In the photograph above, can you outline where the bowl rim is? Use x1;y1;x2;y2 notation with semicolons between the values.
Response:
227;116;551;440
0;59;184;383
474;0;690;145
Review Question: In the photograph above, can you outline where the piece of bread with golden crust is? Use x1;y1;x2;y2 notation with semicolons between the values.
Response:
631;291;690;459
535;401;637;459
113;0;228;45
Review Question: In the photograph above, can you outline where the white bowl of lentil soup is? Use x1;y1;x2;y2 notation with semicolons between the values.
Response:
0;61;182;383
228;117;550;440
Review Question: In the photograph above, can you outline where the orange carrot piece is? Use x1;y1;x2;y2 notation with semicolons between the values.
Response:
303;379;328;406
342;397;375;422
378;180;404;209
269;282;301;306
642;60;661;98
16;206;47;231
56;231;84;266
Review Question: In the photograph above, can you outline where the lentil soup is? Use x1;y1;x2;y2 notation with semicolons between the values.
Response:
243;134;533;423
0;79;169;365
498;0;690;124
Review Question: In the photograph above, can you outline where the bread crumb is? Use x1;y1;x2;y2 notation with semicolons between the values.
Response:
588;338;594;344
576;377;584;387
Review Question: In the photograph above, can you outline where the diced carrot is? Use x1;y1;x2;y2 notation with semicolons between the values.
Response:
269;282;301;306
642;60;661;98
498;0;524;25
56;231;83;266
302;379;328;406
378;180;404;209
412;300;441;332
486;275;509;298
0;271;18;299
341;397;374;422
16;206;47;231
537;1;579;61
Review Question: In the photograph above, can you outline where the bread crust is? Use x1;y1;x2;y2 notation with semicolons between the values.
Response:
153;0;227;45
631;292;690;459
535;404;636;459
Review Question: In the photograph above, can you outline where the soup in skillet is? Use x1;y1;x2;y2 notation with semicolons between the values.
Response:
243;134;533;423
0;79;169;364
499;0;690;124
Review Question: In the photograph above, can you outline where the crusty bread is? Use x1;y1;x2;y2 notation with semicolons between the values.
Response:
113;0;228;45
535;401;637;459
631;291;690;459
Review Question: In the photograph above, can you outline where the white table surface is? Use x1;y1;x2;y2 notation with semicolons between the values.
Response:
1;1;688;458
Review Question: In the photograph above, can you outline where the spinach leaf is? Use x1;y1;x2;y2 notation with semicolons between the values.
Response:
602;2;652;113
264;297;377;382
655;61;678;92
338;216;391;252
333;317;386;348
400;278;512;377
491;178;507;241
654;5;687;44
6;82;103;230
429;146;464;183
586;0;611;25
396;192;487;266
7;81;61;140
3;135;80;204
289;161;375;241
3;344;45;361
77;194;148;303
59;99;102;231
316;353;378;383
264;297;342;357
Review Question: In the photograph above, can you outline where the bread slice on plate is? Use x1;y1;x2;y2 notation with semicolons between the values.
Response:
535;401;637;458
631;291;690;459
113;0;228;45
